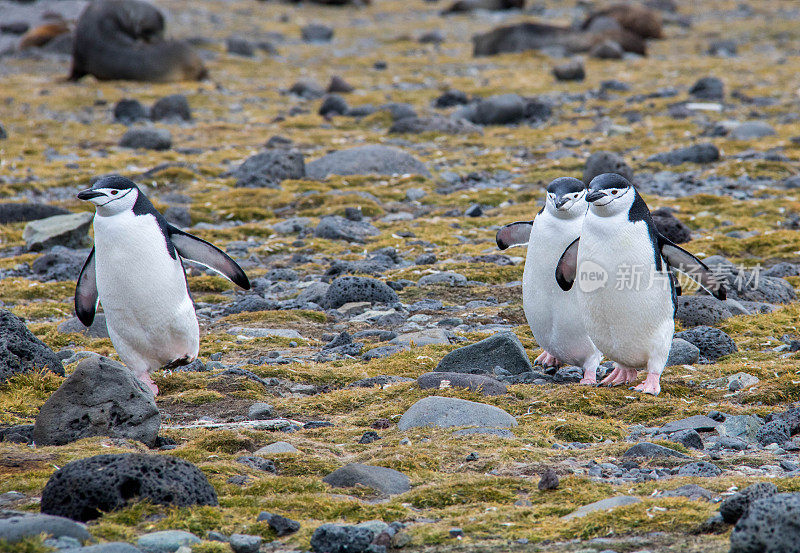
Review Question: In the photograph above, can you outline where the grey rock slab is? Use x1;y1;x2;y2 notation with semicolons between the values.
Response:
561;496;642;520
232;149;305;188
229;533;262;553
0;510;91;544
228;327;304;339
677;461;722;477
255;441;298;455
703;372;759;390
398;396;517;430
314;215;380;243
622;442;690;459
23;212;93;251
716;415;763;443
119;128;172;151
418;271;467;286
306;145;431;179
33;356;160;447
660;415;720;433
435;331;532;375
729;121;776;140
137;530;200;553
57;314;110;339
0;202;69;224
389;116;482;135
72;544;143;553
323;463;410;495
392;329;454;347
417;372;507;396
666;338;700;366
660;484;714;501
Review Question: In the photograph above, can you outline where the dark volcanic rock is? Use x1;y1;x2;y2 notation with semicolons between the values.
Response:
0;203;69;224
471;94;525;125
33;356;160;447
720;482;778;524
319;94;349;116
0;309;63;384
258;512;300;536
648;143;720;165
435;331;532;375
417;372;507;396
677;461;722;477
389;116;482;135
119;128;172;150
41;453;218;522
756;420;790;446
582;151;633;184
113;99;148;124
310;524;373;553
226;35;255;57
327;75;354;93
671;429;704;449
675;296;733;327
675;326;737;361
651;208;691;243
302;23;334;43
729;493;800;553
323;463;410;495
689;76;724;100
538;468;559;491
306;145;431;179
31;246;86;281
323;276;398;308
233;149;305;188
150;94;192;121
434;89;469;108
314;215;379;243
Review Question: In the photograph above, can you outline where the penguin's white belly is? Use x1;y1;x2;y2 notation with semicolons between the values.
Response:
94;213;199;371
578;222;673;368
523;217;595;366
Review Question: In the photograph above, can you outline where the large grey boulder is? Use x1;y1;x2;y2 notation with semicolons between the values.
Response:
417;372;507;396
41;454;218;522
435;331;532;375
0;510;91;544
306;145;431;179
33;356;160;447
323;463;410;495
398;396;517;430
232;149;305;188
314;215;380;243
730;493;800;553
323;276;397;308
0;203;69;224
23;212;93;251
0;309;64;384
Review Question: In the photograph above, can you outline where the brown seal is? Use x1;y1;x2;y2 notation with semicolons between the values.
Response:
582;3;664;40
19;21;71;50
69;0;206;82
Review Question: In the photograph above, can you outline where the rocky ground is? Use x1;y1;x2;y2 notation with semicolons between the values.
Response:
1;0;800;552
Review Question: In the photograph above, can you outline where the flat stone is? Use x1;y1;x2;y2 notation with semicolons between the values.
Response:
418;272;467;286
417;372;507;396
392;329;454;347
716;415;763;443
23;212;93;251
398;396;517;430
660;484;714;501
71;544;143;553
660;415;720;433
255;441;298;455
0;510;91;544
729;121;776;140
677;461;722;477
323;463;410;495
228;327;304;339
137;530;200;553
435;331;532;375
561;496;641;520
306;145;431;179
119;128;172;151
703;372;759;390
622;442;690;459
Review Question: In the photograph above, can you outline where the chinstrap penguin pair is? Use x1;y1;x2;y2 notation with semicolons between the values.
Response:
75;175;250;395
499;173;725;395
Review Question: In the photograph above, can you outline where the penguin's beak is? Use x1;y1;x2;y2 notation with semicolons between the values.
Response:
585;190;606;203
554;197;570;209
77;189;105;201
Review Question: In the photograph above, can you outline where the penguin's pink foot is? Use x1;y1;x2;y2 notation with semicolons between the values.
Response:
600;366;638;386
579;374;597;386
136;372;159;396
633;372;661;396
534;351;561;368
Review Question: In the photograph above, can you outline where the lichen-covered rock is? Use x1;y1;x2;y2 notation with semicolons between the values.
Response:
23;212;93;251
33;356;160;447
41;453;218;521
0;309;64;384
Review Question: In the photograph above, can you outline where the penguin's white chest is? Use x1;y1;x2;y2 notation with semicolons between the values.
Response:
523;213;596;366
578;216;674;368
93;211;198;369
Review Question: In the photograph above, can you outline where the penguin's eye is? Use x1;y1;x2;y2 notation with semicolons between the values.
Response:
611;190;618;195
110;190;118;195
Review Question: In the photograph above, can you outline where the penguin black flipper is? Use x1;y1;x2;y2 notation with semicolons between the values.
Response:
168;226;251;290
496;221;533;250
657;234;726;300
555;237;580;291
75;247;99;327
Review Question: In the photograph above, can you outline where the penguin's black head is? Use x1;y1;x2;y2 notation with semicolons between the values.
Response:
545;177;587;216
585;173;635;213
77;174;140;215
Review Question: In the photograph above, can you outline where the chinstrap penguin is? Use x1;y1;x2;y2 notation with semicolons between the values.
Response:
555;173;726;395
75;175;250;395
497;177;602;384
